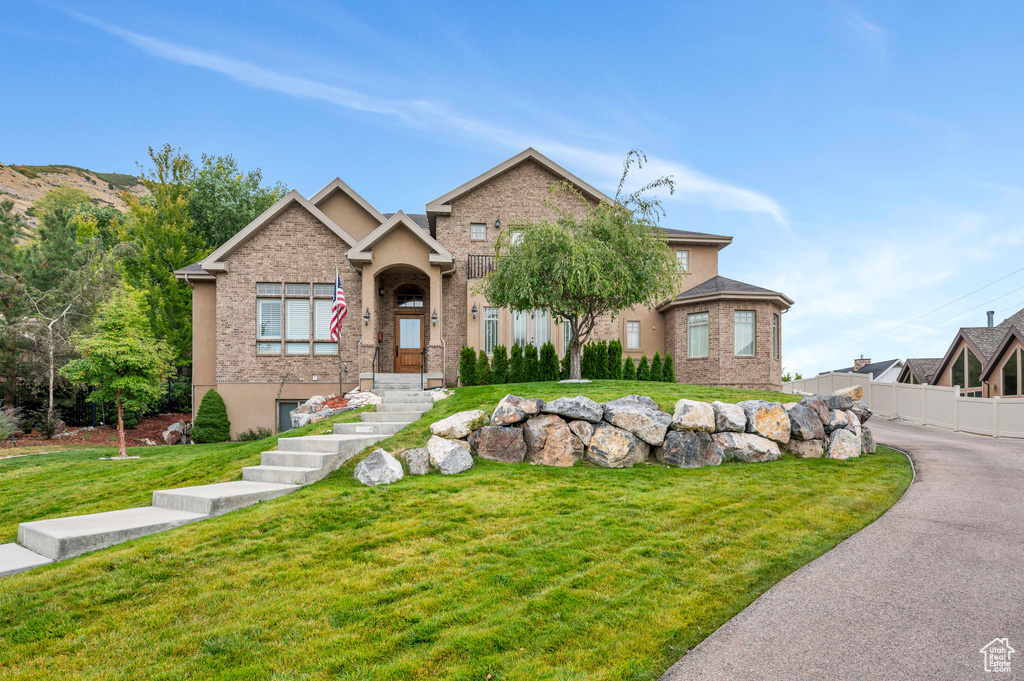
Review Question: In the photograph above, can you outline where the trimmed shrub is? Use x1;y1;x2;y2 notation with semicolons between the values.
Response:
524;343;539;381
539;342;559;381
560;348;571;380
581;343;594;379
491;345;509;384
637;354;651;381
608;340;623;380
192;389;230;443
459;346;477;387
476;349;492;385
650;352;664;382
510;344;525;383
237;426;272;441
597;340;610;379
623;356;636;380
663;352;675;382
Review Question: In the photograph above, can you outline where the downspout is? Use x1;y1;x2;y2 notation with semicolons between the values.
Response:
440;261;457;386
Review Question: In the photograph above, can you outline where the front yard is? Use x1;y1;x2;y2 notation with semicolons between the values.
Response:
0;382;911;680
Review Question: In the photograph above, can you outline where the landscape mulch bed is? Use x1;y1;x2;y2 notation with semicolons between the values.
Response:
1;413;191;449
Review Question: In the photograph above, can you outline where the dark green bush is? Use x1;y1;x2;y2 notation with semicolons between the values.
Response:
663;353;675;382
637;354;651;381
237;426;272;441
459;346;477;386
509;344;525;383
607;340;623;380
650;352;664;382
476;349;492;386
192;389;231;443
623;356;636;380
539;342;559;381
560;348;571;380
524;343;539;381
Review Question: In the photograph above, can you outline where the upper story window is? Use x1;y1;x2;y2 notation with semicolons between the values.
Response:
735;311;755;356
396;285;424;308
951;345;983;390
1003;349;1020;396
626;321;641;349
511;231;523;246
285;283;310;296
772;313;780;360
676;250;690;272
471;223;486;241
313;283;334;297
688;312;708;358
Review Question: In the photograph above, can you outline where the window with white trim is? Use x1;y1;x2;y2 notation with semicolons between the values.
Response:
471;223;486;240
772;313;780;360
676;250;689;272
314;299;333;340
512;310;529;348
286;299;310;341
626;321;641;349
257;299;281;341
483;307;499;354
534;310;550;351
735;311;755;356
688;312;708;358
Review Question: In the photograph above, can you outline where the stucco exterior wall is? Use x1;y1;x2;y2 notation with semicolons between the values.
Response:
316;190;381;242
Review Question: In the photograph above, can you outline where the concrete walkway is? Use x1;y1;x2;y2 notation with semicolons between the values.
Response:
661;418;1024;681
0;390;432;578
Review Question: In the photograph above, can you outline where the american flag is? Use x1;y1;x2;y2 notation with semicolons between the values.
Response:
330;270;347;341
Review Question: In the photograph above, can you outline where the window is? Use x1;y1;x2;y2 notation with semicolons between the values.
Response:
257;283;281;296
564;324;572;354
286;342;310;355
735;311;755;356
277;401;300;432
534;310;550;350
967;348;982;388
396;286;424;308
314;343;338;355
511;231;523;246
676;250;689;272
314;283;334;297
314;299;333;340
285;283;310;296
258;342;281;355
286;299;310;341
513;310;529;348
626;321;641;349
1003;349;1018;396
951;348;965;388
688;312;708;358
483;307;499;354
772;313;780;360
471;223;486;240
257;299;281;340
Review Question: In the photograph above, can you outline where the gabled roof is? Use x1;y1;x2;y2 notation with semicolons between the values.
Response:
384;212;429;231
347;211;453;266
425;148;611;216
200;190;357;272
980;326;1024;381
998;307;1024;330
900;358;942;384
657;275;794;311
931;326;1006;385
173;260;215;282
660;227;733;248
309;177;387;224
822;359;902;378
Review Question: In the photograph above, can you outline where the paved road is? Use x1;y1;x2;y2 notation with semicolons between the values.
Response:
661;418;1024;680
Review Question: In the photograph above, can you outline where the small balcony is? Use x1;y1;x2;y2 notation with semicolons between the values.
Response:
467;254;496;279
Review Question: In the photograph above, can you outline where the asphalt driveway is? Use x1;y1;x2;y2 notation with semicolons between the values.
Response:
660;418;1024;680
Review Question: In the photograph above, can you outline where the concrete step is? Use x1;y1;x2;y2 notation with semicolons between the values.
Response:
18;507;207;561
279;433;383;455
333;422;407;435
382;389;434;399
0;543;53;577
261;450;334;468
152;481;297;517
377;403;431;414
242;465;320;485
379;395;433;406
361;411;425;423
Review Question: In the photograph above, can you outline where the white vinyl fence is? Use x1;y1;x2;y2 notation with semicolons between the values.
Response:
783;372;1024;439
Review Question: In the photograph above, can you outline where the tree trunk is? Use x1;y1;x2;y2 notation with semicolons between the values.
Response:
48;325;55;417
116;397;127;459
570;339;583;380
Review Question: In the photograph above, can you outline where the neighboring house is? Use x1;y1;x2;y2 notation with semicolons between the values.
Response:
900;308;1024;397
823;356;903;383
896;358;941;385
176;148;793;435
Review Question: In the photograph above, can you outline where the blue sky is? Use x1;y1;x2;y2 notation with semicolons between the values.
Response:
3;1;1024;376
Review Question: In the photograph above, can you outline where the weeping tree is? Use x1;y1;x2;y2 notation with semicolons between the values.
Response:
478;151;681;380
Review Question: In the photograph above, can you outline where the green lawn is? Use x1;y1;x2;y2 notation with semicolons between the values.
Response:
0;382;911;680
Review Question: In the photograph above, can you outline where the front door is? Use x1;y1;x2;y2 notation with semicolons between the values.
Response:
395;314;424;373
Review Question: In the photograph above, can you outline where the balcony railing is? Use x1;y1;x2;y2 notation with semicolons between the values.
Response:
467;254;496;279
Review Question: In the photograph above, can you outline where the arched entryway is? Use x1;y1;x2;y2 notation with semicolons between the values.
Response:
393;284;426;372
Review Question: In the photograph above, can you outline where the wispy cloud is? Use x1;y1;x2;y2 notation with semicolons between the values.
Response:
65;9;786;223
834;1;889;57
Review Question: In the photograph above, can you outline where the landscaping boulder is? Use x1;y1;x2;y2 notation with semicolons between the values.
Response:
291;411;314;429
602;396;672;446
799;395;831;426
162;428;181;446
825;394;854;411
787;403;825;441
711;401;747;433
711;432;781;463
162;420;188;446
826;409;851;433
586;422;650;468
670;399;715;433
403;448;430;475
738;401;791;444
467;428;480;455
354;449;404;486
477;426;527;463
833;384;863;401
825;428;860;459
541;395;603;423
430;410;489;440
851;401;872;424
567;420;594;447
308;407;336;424
491;395;544;425
656;430;721;468
427;436;474;474
782;438;826;458
861;425;877;454
523;414;582;467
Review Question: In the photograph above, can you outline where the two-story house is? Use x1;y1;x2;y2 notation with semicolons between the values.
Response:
176;148;793;435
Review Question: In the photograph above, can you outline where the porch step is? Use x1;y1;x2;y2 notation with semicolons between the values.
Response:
382;389;434;400
279;433;384;455
18;507;207;561
377;403;432;414
152;481;297;517
260;450;335;468
361;411;427;423
242;465;320;485
333;422;408;435
0;543;53;577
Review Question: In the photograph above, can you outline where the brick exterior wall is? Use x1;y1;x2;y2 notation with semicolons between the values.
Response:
214;203;363;385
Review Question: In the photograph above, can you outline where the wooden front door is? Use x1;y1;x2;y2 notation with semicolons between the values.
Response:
395;314;424;373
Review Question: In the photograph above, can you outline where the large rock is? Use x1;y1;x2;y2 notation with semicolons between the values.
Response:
602;396;672;446
782;438;825;458
162;428;182;446
825;394;854;411
541;396;603;423
491;395;544;425
711;401;747;432
799;395;831;426
711;432;781;463
586;422;650;468
403;448;430;475
738;401;791;444
787;403;825;441
476;426;527;463
308;407;336;424
861;425;877;454
467;428;480;456
567;420;594;447
851;401;872;424
826;409;850;433
670;399;715;433
427;436;474;474
825;429;861;459
430;410;489;439
522;414;582;467
354;449;404;486
656;430;721;468
833;384;863;401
